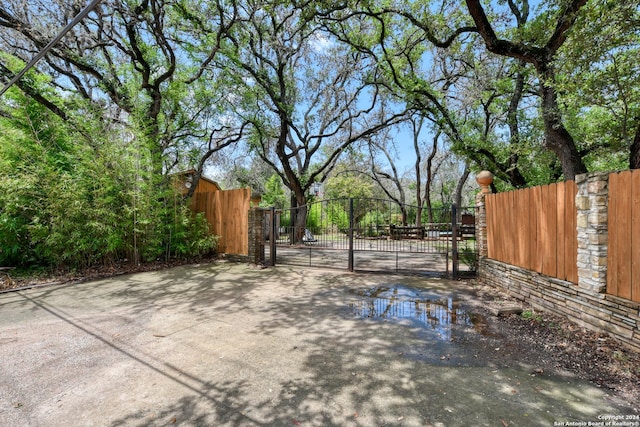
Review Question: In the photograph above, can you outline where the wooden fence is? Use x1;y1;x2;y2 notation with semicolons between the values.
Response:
607;170;640;302
485;181;578;283
191;188;251;256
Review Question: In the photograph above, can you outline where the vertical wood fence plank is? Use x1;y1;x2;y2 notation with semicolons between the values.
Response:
607;173;620;297
499;191;508;263
502;192;511;263
540;185;555;277
491;193;500;261
531;186;543;273
615;171;631;299
212;192;223;252
493;194;504;261
234;188;250;255
549;183;558;278
500;192;509;263
486;195;495;259
506;191;514;265
514;189;522;268
617;171;632;299
566;181;578;283
512;191;520;267
525;188;539;271
489;193;499;261
538;185;547;275
214;191;225;253
491;193;503;262
516;188;528;269
632;170;640;303
556;183;566;280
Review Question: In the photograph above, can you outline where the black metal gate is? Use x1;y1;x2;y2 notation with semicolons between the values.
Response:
263;198;477;278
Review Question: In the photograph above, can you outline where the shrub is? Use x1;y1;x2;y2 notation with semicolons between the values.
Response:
0;91;217;271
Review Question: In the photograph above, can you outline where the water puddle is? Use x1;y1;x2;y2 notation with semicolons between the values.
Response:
347;285;488;341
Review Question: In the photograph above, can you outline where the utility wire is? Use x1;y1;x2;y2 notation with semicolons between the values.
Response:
0;0;102;98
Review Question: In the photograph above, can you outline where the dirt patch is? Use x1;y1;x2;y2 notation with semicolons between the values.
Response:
464;280;640;407
0;255;219;292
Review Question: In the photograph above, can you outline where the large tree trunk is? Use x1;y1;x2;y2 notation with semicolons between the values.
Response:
506;62;530;188
293;191;308;244
539;73;587;180
454;163;470;210
288;191;308;245
414;120;423;227
423;132;440;224
630;120;640;170
465;0;589;181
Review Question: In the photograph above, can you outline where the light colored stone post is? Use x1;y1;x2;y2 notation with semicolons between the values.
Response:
575;172;609;293
475;171;493;259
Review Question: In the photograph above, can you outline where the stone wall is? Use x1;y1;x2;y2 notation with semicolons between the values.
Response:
476;171;640;351
479;258;640;351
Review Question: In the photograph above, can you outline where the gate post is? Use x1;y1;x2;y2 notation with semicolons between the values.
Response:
348;198;354;272
475;171;493;260
575;172;609;293
248;207;265;265
451;204;459;280
270;206;277;266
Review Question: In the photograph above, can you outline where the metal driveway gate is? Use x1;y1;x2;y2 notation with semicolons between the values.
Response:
264;198;477;278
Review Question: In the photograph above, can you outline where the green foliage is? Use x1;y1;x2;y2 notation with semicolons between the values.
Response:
325;172;373;200
0;86;216;271
327;202;349;232
459;247;477;271
167;206;219;259
360;210;386;228
306;202;323;230
261;174;287;208
279;213;291;228
556;1;640;171
521;309;543;323
359;210;391;237
2;0;639;262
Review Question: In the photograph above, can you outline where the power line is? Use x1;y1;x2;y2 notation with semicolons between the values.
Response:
0;0;102;98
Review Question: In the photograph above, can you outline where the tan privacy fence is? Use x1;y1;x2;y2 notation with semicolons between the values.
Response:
607;170;640;302
485;181;578;284
192;189;251;255
480;171;640;349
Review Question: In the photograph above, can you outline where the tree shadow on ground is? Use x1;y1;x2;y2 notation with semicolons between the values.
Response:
105;265;632;426
3;263;632;426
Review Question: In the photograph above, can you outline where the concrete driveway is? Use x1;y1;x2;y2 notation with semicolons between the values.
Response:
0;262;633;426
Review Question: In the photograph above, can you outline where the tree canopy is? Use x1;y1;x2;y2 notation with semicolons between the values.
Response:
1;0;638;262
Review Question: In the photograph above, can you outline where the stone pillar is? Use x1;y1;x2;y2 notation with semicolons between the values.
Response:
475;171;493;259
575;172;609;293
248;207;265;265
250;191;262;207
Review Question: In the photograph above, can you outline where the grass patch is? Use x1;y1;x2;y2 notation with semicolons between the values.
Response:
521;309;543;322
